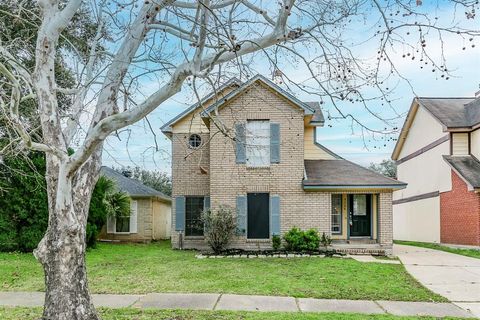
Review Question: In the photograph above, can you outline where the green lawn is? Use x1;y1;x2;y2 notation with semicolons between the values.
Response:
0;307;471;320
395;240;480;259
0;241;444;301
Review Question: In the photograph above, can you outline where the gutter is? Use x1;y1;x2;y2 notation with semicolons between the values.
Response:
303;184;407;191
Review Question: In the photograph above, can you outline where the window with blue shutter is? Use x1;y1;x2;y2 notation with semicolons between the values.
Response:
270;195;281;236
175;196;185;231
270;123;280;163
235;123;246;164
236;195;247;235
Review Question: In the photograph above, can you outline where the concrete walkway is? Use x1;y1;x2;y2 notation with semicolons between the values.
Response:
394;244;480;317
0;291;474;318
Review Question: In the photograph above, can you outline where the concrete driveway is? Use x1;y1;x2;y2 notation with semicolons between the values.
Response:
394;244;480;317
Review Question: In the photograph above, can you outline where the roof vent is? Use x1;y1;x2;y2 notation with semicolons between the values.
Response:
122;170;132;178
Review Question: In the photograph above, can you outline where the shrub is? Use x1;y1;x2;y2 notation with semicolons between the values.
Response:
201;206;236;253
320;232;332;248
283;227;304;251
272;235;281;251
303;229;320;251
0;152;117;252
283;227;320;252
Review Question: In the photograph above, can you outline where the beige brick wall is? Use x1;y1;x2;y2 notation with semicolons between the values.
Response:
378;192;394;255
171;83;332;249
169;81;394;255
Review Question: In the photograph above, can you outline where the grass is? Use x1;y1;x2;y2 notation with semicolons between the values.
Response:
0;241;444;301
395;240;480;259
0;307;472;320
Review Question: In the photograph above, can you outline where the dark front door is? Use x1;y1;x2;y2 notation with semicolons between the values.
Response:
247;193;269;239
349;194;371;237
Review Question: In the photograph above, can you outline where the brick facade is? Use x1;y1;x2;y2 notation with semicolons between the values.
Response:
170;82;394;253
440;170;480;246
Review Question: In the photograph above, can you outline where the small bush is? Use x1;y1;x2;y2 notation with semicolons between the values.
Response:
283;227;320;252
201;206;236;253
303;229;320;251
320;232;332;248
272;235;281;251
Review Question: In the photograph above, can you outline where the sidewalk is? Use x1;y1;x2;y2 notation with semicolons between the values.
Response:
0;291;474;318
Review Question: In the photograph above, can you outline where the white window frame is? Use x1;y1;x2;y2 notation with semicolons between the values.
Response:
108;200;138;234
246;120;270;167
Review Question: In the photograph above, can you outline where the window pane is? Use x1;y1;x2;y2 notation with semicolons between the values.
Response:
185;197;204;236
331;194;342;234
353;195;367;216
116;216;130;233
246;120;270;167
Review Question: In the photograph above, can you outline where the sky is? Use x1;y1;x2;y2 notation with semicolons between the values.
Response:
102;2;480;174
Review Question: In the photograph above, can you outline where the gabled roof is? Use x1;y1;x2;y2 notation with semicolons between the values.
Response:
418;97;476;128
200;74;316;117
160;77;241;134
303;160;407;190
305;102;325;125
443;155;480;190
392;96;479;160
100;167;171;202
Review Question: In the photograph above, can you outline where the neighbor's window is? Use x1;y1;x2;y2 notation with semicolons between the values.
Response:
353;195;367;216
331;194;342;234
246;120;270;167
115;214;130;233
185;196;204;236
188;134;202;149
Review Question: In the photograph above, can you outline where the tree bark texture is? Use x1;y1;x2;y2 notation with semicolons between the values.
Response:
34;151;102;320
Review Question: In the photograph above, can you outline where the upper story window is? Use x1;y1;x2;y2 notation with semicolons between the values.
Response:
246;120;270;167
451;132;469;156
188;134;202;149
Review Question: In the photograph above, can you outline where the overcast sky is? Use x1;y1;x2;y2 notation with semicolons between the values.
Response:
102;3;480;173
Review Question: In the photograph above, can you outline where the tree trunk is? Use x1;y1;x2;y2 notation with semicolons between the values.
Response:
34;155;101;320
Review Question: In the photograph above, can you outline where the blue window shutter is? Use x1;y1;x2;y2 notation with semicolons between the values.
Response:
175;196;185;231
204;196;210;210
270;123;280;163
236;195;247;235
236;123;246;164
270;195;281;236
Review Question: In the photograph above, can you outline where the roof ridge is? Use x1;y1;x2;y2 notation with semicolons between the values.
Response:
417;97;475;99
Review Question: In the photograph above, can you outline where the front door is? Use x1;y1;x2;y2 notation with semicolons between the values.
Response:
247;193;269;239
349;194;371;237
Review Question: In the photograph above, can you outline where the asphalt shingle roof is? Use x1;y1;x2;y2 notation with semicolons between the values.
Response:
303;160;406;189
100;167;171;201
443;156;480;189
418;97;478;128
305;102;325;124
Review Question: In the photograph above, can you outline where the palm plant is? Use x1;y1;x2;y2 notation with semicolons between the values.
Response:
104;191;131;219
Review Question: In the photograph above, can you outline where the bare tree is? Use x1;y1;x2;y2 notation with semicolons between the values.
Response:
0;0;479;319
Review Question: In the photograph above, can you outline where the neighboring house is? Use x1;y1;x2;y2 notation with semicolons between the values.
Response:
99;167;172;242
392;95;480;246
161;75;406;255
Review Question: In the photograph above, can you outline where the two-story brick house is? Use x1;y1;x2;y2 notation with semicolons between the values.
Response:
162;75;406;255
392;95;480;246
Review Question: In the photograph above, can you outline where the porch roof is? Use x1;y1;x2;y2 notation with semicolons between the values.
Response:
443;155;480;189
303;160;407;190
